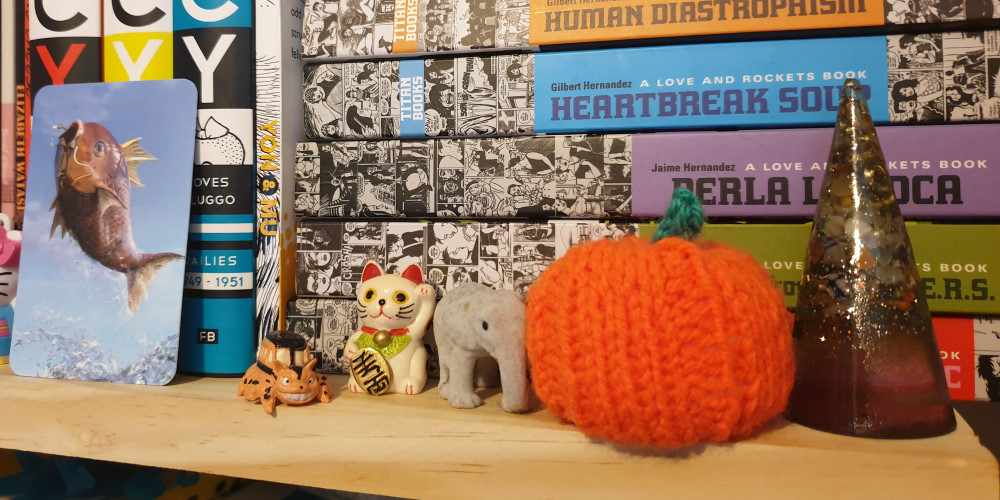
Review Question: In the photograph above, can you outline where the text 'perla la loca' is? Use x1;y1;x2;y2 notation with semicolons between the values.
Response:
543;0;870;32
669;175;965;206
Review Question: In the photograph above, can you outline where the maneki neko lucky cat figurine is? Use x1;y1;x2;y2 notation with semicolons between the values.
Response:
345;261;436;396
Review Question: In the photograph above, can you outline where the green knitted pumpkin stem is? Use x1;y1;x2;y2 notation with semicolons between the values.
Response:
652;187;705;243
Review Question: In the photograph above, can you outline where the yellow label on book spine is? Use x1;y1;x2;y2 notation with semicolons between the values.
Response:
528;0;885;46
104;32;173;81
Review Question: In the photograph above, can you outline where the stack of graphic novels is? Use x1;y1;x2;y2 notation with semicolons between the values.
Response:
284;0;1000;400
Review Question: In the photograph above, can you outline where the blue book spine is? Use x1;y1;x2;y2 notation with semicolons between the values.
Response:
173;0;255;375
303;30;1000;140
533;36;890;133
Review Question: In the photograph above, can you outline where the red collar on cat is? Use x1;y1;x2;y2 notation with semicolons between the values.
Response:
361;326;410;336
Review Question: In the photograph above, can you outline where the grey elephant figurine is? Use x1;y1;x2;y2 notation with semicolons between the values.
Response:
433;283;532;413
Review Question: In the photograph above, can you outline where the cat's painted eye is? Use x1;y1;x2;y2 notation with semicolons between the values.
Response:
363;289;376;302
281;377;291;385
393;291;409;304
308;377;315;384
482;321;489;331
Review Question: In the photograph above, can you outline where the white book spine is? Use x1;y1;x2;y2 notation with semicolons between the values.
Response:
255;0;305;343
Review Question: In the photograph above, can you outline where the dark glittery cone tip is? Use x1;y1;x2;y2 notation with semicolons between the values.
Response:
829;78;885;172
840;78;874;129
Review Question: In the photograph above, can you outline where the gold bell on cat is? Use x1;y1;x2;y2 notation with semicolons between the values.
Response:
372;329;392;347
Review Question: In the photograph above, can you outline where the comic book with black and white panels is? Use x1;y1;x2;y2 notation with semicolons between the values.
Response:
295;219;640;299
295;134;633;218
296;121;1000;221
303;53;535;139
300;0;531;59
303;30;1000;141
298;0;1000;60
289;218;638;374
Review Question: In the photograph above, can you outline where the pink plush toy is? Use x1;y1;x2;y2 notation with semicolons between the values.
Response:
0;214;21;364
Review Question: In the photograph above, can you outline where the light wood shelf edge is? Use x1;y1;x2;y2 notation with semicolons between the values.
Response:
0;364;996;499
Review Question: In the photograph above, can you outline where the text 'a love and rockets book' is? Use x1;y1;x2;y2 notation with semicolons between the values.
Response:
302;29;1000;140
10;79;197;386
294;122;1000;220
298;0;1000;59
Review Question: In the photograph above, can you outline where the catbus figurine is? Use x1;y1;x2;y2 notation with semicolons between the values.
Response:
238;331;332;414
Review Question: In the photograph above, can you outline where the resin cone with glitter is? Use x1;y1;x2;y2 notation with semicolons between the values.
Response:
786;80;956;439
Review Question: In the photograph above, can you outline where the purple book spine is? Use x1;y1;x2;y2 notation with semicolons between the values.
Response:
631;123;1000;219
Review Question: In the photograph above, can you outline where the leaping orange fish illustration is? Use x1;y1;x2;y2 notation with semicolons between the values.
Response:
51;120;182;315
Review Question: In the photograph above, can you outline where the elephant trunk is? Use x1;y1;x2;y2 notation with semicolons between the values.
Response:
498;340;532;413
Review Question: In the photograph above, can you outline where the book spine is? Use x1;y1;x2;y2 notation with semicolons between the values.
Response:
28;1;103;99
14;0;28;228
295;219;639;299
299;220;1000;316
173;0;256;376
285;296;358;375
103;0;174;81
640;222;1000;316
630;122;1000;219
2;0;15;223
300;0;1000;60
292;220;1000;392
25;1;103;228
295;122;1000;220
932;316;978;403
301;0;534;59
303;29;1000;140
527;0;886;46
964;317;1000;402
255;0;305;344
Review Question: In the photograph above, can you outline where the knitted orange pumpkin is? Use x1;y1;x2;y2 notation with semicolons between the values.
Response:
525;189;795;448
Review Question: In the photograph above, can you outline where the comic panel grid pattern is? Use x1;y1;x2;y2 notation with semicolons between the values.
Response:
300;0;531;58
303;53;534;139
973;317;1000;402
290;219;639;374
294;134;633;218
886;31;1000;123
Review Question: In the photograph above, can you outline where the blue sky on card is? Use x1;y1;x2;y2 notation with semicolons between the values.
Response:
13;80;197;375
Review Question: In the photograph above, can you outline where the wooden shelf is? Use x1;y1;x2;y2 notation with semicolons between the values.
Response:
0;364;996;499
